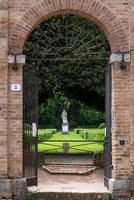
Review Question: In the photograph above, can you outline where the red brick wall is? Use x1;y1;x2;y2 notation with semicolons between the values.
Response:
8;65;23;178
112;62;130;179
0;0;8;178
129;1;134;179
9;0;129;52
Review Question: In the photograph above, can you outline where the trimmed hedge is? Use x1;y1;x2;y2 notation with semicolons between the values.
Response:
74;128;105;141
38;129;57;140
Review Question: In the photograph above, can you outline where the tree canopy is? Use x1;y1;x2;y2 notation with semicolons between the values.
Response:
38;96;104;129
24;14;110;110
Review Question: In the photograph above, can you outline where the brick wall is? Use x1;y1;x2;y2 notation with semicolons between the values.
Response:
8;65;23;178
0;0;133;185
0;0;8;178
129;1;134;180
112;62;130;179
9;0;129;52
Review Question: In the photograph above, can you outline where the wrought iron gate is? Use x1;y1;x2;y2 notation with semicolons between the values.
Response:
104;65;112;188
23;69;38;187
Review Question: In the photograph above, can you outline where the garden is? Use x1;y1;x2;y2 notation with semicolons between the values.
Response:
24;14;108;155
38;128;105;154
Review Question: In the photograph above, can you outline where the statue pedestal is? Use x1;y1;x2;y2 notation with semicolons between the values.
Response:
62;123;69;134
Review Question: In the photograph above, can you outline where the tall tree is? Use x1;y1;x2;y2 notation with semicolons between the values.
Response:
24;14;110;110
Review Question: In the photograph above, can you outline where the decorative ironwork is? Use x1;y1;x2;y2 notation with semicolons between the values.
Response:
23;69;38;187
38;139;104;154
24;15;110;61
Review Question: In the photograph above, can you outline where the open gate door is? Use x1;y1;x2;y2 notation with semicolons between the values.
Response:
104;65;112;188
23;69;38;187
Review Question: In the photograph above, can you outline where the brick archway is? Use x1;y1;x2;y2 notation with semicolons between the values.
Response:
5;0;132;197
8;0;130;181
9;0;129;53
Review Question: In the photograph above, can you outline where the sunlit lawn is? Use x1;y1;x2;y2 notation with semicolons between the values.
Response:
38;129;104;154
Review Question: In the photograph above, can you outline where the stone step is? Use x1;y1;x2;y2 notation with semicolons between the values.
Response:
44;154;94;165
42;164;96;175
26;191;111;200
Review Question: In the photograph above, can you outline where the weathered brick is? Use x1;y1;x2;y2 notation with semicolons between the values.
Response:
0;0;134;199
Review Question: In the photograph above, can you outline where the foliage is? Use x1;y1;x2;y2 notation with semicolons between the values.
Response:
98;123;106;129
38;96;104;128
38;96;71;128
80;104;104;127
74;128;105;141
38;129;57;140
24;14;110;108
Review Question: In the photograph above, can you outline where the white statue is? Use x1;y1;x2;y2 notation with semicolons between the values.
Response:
61;109;68;124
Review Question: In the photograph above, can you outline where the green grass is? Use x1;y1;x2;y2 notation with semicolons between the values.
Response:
38;129;104;154
38;129;57;135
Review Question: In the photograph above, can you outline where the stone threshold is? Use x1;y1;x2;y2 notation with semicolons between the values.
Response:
42;164;97;175
26;190;111;200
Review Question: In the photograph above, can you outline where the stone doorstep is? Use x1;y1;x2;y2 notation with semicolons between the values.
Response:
26;191;111;200
42;164;97;175
0;178;134;199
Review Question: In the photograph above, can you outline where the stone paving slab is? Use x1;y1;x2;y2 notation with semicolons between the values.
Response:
36;168;108;193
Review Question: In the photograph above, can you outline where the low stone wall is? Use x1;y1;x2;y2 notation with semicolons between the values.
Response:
39;153;95;165
0;179;27;200
0;180;12;199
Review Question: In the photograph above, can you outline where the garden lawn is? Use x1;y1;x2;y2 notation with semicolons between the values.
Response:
38;129;104;154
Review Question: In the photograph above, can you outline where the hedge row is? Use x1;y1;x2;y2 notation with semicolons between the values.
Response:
74;129;105;141
38;129;57;140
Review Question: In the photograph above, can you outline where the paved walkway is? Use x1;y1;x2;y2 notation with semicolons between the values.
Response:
35;168;108;193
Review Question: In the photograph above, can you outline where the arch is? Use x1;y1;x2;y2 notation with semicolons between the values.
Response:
9;0;129;53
